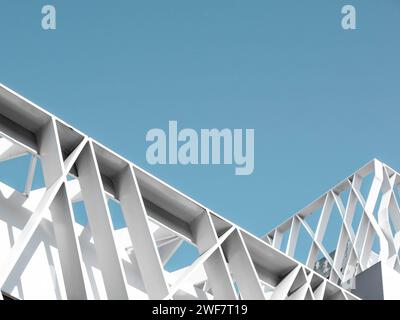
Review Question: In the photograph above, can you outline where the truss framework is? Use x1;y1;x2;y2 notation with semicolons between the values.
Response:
0;84;358;300
264;159;400;288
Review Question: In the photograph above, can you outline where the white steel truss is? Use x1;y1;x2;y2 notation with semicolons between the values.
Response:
263;159;400;290
0;83;359;300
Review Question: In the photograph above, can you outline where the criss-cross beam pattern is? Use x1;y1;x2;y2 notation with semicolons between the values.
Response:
0;83;358;300
264;159;400;288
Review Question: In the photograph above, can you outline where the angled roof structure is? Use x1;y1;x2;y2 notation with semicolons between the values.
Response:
0;83;396;300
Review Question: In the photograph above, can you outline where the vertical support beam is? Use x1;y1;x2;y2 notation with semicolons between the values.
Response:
345;188;358;229
272;229;283;249
314;193;334;244
286;217;301;257
354;215;369;255
222;229;265;300
359;223;375;268
76;141;129;299
115;165;169;299
37;119;87;299
306;243;319;268
191;212;237;300
305;194;334;269
23;155;37;197
332;229;350;278
352;163;387;262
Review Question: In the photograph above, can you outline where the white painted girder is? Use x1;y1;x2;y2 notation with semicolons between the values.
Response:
0;83;360;300
115;165;169;299
75;141;129;300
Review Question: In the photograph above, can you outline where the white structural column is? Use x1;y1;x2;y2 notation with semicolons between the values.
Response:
286;217;301;257
306;193;334;268
331;187;354;280
23;155;37;196
115;165;169;299
38;119;87;299
359;161;386;268
76;141;129;299
222;229;265;299
272;229;283;250
377;168;397;263
190;212;238;300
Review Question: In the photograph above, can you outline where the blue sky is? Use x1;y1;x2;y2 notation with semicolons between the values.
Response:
1;1;400;267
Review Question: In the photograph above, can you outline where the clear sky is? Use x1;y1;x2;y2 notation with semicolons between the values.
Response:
1;1;400;267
